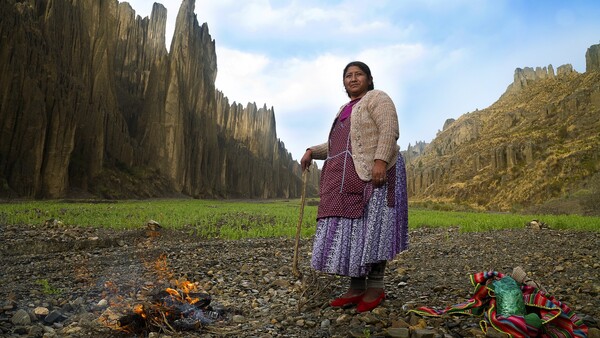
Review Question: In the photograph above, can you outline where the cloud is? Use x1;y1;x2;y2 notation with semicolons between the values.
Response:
214;42;429;160
214;48;271;105
215;49;345;158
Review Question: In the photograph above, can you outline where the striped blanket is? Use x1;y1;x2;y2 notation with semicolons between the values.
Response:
410;271;588;338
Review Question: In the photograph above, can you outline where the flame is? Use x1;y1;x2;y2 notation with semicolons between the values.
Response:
101;253;213;334
178;280;197;293
172;279;201;304
133;304;146;319
166;287;181;299
164;281;202;305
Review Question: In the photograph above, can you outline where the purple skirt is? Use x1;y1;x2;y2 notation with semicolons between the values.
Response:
310;154;409;277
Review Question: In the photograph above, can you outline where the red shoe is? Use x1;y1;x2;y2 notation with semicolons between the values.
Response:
356;291;385;313
329;294;364;307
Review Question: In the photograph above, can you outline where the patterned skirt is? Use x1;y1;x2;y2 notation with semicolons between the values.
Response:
311;154;409;277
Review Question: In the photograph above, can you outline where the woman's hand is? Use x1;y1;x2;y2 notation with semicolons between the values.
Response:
372;159;387;187
301;149;313;171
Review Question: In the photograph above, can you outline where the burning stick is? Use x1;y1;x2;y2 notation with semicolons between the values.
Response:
115;287;216;334
292;170;308;278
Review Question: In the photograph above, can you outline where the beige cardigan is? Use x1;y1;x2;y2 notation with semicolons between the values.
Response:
309;89;400;181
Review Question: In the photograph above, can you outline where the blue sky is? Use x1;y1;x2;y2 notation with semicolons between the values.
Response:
127;0;600;162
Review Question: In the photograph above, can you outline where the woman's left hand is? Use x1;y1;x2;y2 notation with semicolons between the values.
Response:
372;159;387;187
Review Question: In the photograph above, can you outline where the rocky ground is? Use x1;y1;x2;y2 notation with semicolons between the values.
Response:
0;223;598;338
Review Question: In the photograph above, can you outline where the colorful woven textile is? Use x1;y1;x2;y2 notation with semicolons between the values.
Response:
410;271;588;338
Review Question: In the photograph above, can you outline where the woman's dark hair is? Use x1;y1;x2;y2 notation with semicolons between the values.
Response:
343;61;374;97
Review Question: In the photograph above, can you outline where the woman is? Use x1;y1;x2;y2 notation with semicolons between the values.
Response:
300;61;408;313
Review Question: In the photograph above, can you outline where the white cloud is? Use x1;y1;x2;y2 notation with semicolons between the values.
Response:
215;50;348;159
213;43;429;160
214;48;271;105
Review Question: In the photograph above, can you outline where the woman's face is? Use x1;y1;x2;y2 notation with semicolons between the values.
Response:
344;65;372;99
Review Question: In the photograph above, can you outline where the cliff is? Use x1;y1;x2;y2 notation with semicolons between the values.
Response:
405;44;600;214
0;0;319;199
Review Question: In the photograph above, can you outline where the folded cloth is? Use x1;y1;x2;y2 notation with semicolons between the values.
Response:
410;271;588;338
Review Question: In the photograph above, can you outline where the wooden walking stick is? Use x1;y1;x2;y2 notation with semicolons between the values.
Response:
292;169;308;278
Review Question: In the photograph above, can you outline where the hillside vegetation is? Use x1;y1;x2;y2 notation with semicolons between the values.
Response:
406;45;600;215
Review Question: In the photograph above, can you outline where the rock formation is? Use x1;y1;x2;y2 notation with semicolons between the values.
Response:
503;64;575;96
0;0;319;199
587;43;600;72
406;43;600;213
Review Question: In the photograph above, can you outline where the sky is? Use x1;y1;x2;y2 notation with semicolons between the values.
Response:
127;0;600;162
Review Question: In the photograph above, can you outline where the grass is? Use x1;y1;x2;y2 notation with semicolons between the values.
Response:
0;199;317;239
0;199;598;240
35;279;61;295
409;208;600;232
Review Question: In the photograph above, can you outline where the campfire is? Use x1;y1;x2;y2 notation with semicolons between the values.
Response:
100;253;227;335
117;279;224;333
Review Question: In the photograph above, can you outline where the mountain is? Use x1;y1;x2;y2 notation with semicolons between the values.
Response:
405;43;600;215
0;0;319;199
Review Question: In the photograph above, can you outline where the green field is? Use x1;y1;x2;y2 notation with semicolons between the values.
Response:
0;199;598;239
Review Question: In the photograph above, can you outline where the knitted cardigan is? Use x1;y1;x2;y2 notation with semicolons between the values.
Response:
309;89;400;181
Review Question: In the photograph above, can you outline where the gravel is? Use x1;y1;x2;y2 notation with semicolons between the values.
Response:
0;222;598;337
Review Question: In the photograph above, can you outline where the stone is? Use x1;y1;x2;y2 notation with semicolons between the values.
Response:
44;310;66;324
391;318;410;328
587;328;600;338
469;328;486;337
409;318;427;330
63;326;82;334
272;279;290;288
232;315;245;323
349;329;369;337
43;325;57;337
11;309;31;325
386;327;410;338
359;313;380;324
336;314;352;324
372;307;388;316
485;327;509;338
2;304;15;311
34;306;49;316
412;329;437;338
